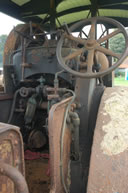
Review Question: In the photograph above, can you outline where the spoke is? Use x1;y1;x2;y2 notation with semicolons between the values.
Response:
87;50;94;73
65;33;85;45
98;29;121;44
88;19;96;40
64;48;84;61
96;46;121;59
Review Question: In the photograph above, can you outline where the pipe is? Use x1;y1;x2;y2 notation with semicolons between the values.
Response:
60;89;76;193
0;161;29;193
69;111;80;161
8;89;20;123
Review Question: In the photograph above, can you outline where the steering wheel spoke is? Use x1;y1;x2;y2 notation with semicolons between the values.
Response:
87;50;94;73
96;45;121;59
98;29;122;44
64;48;84;61
65;33;85;45
88;18;97;40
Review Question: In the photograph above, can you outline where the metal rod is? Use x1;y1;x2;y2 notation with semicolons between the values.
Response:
0;161;29;193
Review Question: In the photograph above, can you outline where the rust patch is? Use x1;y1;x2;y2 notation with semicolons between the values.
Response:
0;140;12;158
30;49;41;63
101;89;128;155
0;94;13;101
3;23;44;66
3;24;27;65
0;122;25;193
87;87;128;193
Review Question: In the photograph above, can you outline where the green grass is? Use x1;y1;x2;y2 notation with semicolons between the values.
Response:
114;76;128;86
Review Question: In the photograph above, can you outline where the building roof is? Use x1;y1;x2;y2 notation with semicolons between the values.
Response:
119;57;128;69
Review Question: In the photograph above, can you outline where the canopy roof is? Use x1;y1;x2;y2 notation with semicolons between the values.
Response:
1;0;128;30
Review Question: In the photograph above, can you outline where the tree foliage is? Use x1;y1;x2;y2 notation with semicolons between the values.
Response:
0;34;7;67
109;33;125;54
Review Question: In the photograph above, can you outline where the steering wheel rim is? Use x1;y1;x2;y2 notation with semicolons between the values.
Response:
57;17;128;78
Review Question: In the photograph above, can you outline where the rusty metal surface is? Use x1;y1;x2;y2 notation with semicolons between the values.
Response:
48;98;72;193
0;94;13;101
4;24;28;66
87;87;128;193
0;162;29;193
0;122;25;193
3;23;44;66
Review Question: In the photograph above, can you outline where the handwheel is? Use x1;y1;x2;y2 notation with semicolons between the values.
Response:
57;17;128;78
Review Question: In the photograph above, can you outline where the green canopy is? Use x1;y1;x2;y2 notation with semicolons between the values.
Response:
1;0;128;29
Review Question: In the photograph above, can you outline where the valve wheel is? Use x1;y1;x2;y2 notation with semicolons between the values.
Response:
57;17;128;78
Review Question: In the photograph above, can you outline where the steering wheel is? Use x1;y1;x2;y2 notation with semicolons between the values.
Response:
57;17;128;78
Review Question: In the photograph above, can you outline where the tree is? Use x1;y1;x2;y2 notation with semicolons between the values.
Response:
109;33;125;54
0;34;8;67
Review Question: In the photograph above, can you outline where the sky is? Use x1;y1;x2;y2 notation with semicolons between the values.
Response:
0;12;23;35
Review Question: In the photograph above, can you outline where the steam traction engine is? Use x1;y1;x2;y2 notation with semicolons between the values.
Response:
0;17;128;193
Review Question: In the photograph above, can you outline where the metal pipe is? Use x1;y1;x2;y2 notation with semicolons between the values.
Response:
0;161;29;193
69;111;80;160
8;89;20;123
60;89;76;193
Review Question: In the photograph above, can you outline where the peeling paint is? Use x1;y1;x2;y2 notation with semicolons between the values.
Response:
0;140;12;158
101;89;128;156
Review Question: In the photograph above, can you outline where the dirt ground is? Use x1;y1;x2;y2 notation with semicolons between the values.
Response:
25;159;50;193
